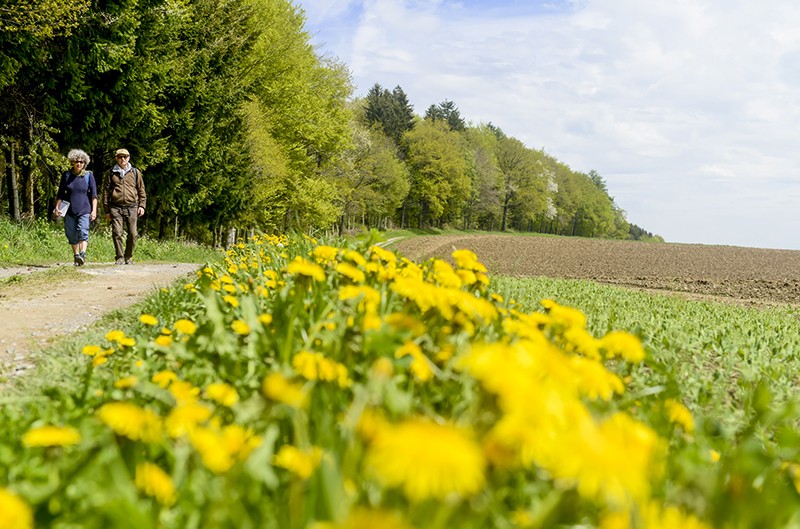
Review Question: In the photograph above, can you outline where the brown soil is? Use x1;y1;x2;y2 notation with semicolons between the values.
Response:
391;235;800;307
0;262;198;378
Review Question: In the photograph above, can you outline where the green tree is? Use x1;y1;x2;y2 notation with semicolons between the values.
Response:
496;137;546;231
424;99;466;131
402;119;469;228
462;125;502;230
322;116;410;234
363;83;415;146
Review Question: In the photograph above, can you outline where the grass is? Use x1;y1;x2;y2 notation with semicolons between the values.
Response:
492;275;800;435
0;217;219;266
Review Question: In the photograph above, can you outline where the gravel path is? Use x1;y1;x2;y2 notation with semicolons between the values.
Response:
0;262;199;378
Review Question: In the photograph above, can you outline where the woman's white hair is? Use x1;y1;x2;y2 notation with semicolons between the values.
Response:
67;149;90;164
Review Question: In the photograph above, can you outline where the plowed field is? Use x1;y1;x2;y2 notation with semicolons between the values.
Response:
391;235;800;307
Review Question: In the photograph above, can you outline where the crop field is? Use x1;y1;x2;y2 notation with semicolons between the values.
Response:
392;234;800;306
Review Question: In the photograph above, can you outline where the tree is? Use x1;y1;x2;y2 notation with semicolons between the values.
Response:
462;125;502;230
402;119;469;227
321;115;410;234
424;99;466;131
495;137;546;231
363;83;415;145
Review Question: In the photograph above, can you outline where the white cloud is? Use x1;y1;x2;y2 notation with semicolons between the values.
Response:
299;0;800;250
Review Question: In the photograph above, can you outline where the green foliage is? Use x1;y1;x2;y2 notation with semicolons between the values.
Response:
321;114;410;233
362;83;416;146
424;99;466;132
402;119;470;227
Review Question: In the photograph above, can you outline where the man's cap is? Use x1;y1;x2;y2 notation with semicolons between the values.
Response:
115;148;130;157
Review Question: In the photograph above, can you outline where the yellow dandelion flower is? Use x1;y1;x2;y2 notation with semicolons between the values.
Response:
166;401;213;438
155;335;173;347
231;319;251;335
339;285;381;311
432;259;462;289
452;248;487;273
139;314;158;326
395;341;434;382
563;412;663;506
105;329;126;342
710;449;721;463
569;356;624;401
664;399;695;434
287;257;326;282
173;319;198;335
262;373;308;409
259;313;273;325
336;262;366;283
343;249;367;267
0;488;33;529
456;269;477;285
119;336;136;347
97;402;162;443
543;300;587;328
273;445;323;479
81;344;102;356
222;284;237;294
313;245;339;264
365;419;485;501
205;382;239;407
22;425;81;447
135;462;176;506
369;245;396;265
114;376;138;389
93;355;109;367
600;331;646;363
169;379;200;403
152;370;177;388
223;294;239;307
222;424;262;462
189;426;235;473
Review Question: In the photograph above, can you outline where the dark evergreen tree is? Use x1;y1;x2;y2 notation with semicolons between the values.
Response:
424;99;466;131
363;83;415;145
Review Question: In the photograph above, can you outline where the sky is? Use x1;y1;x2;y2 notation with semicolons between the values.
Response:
298;0;800;250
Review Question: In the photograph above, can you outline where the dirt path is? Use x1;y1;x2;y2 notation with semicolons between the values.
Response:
0;263;199;377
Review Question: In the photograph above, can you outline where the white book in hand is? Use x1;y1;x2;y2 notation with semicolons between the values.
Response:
57;201;70;217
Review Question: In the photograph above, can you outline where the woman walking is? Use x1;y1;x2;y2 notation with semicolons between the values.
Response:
55;149;98;266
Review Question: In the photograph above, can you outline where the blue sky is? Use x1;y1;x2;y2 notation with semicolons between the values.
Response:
298;0;800;250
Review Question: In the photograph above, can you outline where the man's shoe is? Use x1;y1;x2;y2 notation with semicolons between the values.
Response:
75;253;84;266
124;258;133;265
79;251;86;265
115;258;125;265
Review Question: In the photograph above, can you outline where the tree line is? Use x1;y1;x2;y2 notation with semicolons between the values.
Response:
0;0;662;244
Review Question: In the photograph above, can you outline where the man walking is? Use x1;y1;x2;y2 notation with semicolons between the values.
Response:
105;148;146;265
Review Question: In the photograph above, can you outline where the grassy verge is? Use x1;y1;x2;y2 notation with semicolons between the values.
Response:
0;217;219;266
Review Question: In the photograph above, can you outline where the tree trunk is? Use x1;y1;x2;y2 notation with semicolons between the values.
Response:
21;125;35;218
6;143;21;221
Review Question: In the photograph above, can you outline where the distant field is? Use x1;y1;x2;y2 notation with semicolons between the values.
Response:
391;234;800;306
